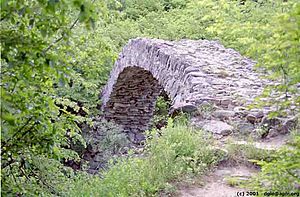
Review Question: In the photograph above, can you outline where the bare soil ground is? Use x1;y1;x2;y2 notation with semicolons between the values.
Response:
175;134;289;197
176;164;259;197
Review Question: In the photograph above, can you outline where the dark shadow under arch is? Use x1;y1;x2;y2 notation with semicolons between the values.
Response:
103;66;164;143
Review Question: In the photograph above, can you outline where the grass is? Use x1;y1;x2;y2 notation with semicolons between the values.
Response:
247;130;300;194
224;176;246;187
68;119;220;196
225;141;275;166
225;128;300;195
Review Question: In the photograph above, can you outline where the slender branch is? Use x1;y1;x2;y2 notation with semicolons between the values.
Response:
28;164;59;195
42;0;96;54
1;117;33;149
1;119;36;156
20;166;31;181
287;169;300;180
69;18;80;30
2;158;16;169
42;18;79;54
9;163;17;183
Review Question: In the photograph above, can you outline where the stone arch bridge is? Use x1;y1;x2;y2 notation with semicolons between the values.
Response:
101;38;267;142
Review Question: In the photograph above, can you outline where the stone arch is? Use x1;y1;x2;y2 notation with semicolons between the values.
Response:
101;38;266;142
103;66;164;142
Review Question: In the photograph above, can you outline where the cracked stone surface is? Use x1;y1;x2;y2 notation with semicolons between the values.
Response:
101;38;277;141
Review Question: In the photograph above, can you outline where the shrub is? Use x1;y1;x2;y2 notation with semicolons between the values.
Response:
69;119;219;196
1;155;78;196
226;142;275;165
83;119;130;168
248;131;300;193
151;95;171;129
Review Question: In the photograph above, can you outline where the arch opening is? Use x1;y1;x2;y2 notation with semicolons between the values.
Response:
103;66;165;143
150;90;171;130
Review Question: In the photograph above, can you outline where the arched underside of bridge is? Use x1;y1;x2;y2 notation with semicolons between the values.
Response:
103;67;163;133
101;38;266;142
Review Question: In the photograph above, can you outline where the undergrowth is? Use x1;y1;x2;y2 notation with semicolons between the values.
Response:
247;130;300;195
226;127;300;195
226;142;275;165
68;119;219;196
151;95;170;130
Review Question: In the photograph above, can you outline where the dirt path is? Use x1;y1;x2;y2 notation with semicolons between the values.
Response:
177;165;258;197
176;134;290;197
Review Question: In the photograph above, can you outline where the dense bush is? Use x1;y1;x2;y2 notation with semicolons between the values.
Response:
0;0;102;194
108;0;189;20
82;119;129;169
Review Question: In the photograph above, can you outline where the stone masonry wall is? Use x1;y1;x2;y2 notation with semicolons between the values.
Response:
101;38;269;142
104;67;163;143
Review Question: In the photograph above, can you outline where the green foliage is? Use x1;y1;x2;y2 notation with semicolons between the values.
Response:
226;142;275;165
1;154;79;196
151;95;170;129
83;119;129;166
154;96;170;116
110;0;189;20
224;176;246;187
248;131;300;193
2;0;300;195
102;0;299;113
250;3;300;115
0;0;107;195
172;112;191;126
69;122;219;196
119;0;163;20
55;30;117;115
